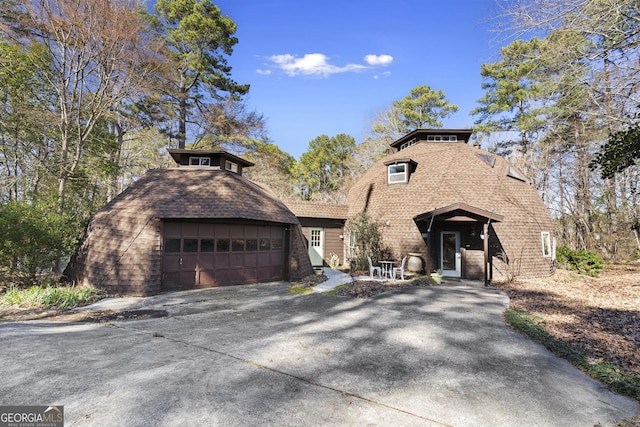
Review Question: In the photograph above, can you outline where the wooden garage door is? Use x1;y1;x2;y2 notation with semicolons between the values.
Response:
162;222;286;291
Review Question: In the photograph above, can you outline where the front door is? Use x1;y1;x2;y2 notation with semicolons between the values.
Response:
441;231;461;277
308;228;324;267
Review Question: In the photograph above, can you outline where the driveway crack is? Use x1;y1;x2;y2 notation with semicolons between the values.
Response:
114;323;452;427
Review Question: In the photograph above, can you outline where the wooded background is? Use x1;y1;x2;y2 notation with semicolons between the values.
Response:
1;0;638;283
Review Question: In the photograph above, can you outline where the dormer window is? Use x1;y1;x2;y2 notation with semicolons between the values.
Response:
385;158;417;184
388;163;408;184
225;160;238;173
189;157;210;166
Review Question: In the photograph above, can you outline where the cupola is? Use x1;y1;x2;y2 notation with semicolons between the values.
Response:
167;149;254;175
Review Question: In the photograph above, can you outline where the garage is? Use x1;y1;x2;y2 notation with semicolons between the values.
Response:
65;149;313;296
162;222;287;290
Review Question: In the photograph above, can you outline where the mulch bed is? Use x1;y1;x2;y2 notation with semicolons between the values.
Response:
333;280;424;298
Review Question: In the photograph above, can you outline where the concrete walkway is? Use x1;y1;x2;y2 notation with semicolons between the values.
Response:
311;268;353;292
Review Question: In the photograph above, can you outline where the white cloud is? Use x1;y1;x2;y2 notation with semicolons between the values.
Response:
268;53;365;77
256;69;272;75
365;54;393;66
263;52;392;77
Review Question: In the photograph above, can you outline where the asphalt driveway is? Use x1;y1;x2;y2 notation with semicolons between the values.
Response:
1;282;638;426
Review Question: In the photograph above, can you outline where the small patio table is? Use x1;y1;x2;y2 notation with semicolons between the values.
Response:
379;261;394;279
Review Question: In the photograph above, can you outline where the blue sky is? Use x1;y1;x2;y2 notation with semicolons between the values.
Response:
213;0;503;159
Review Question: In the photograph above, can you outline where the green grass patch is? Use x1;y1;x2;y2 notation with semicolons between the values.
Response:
288;286;314;295
504;309;640;402
1;283;105;311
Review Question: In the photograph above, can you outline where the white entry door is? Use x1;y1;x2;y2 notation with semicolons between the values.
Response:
308;228;324;267
441;231;461;277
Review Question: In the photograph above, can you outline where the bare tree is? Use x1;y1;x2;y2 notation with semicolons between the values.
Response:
2;0;160;212
492;0;640;258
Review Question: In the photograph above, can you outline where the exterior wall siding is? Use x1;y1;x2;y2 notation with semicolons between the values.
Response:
324;228;344;266
288;224;314;280
345;140;555;280
299;219;345;267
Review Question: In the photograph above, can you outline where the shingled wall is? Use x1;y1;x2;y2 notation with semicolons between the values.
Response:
66;168;314;296
345;140;555;280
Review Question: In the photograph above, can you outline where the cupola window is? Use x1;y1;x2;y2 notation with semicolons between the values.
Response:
399;138;417;151
189;157;210;166
427;135;457;142
225;160;238;173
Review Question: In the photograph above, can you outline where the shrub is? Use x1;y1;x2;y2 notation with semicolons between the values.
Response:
345;212;391;272
0;201;78;285
556;246;604;276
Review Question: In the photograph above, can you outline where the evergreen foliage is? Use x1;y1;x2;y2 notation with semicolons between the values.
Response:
556;246;604;277
0;202;78;285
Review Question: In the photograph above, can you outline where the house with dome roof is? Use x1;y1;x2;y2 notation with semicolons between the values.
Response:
65;150;314;296
67;128;554;295
291;129;556;284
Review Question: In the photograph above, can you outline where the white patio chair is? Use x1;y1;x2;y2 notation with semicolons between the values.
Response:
392;256;407;280
367;256;382;279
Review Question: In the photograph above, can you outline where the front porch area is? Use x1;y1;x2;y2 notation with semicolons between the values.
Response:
413;203;505;285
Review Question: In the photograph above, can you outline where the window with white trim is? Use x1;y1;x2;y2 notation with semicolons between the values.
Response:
399;138;417;150
427;135;457;142
349;230;357;249
541;232;552;257
388;163;407;184
189;157;210;166
225;160;238;173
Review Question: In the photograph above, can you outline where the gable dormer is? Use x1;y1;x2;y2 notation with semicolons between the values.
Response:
167;149;254;175
390;129;473;151
384;158;418;184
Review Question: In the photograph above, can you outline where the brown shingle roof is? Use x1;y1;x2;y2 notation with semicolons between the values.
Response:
283;200;348;220
347;141;544;218
66;167;312;295
109;168;299;224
